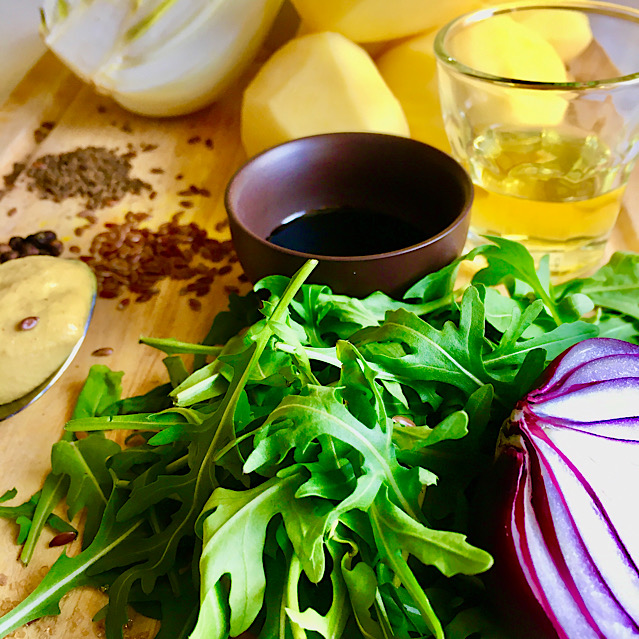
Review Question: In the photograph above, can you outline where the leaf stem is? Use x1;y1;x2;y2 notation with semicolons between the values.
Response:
148;506;181;596
369;499;444;639
165;454;189;474
410;290;460;316
285;553;307;639
20;473;68;565
212;425;264;464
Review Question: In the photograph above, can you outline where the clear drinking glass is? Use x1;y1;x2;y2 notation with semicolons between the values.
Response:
434;1;639;278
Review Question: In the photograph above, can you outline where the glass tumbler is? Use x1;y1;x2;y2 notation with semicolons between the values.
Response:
434;1;639;278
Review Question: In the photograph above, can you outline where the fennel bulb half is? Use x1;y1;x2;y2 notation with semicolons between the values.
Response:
40;0;285;117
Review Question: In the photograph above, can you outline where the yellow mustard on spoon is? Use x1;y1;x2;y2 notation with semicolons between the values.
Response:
0;255;96;421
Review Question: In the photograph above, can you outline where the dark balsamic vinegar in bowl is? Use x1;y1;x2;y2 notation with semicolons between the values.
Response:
267;205;425;256
225;132;473;297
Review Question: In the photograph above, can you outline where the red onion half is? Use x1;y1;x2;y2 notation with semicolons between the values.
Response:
492;337;639;639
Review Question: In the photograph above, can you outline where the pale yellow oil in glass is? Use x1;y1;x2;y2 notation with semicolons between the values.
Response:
465;127;627;275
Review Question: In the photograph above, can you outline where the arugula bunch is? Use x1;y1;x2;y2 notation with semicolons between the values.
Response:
1;239;638;639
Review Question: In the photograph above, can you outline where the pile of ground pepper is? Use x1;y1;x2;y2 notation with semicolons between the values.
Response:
0;162;26;200
79;212;243;310
25;146;152;209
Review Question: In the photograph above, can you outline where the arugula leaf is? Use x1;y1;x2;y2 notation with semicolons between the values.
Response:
444;606;511;639
355;287;542;409
51;435;121;547
481;286;531;335
392;410;469;454
484;320;598;369
0;489;17;503
19;473;70;565
369;488;493;639
285;539;351;639
471;237;564;324
0;489;145;638
0;492;35;526
197;289;264;345
403;256;462;303
189;581;227;639
0;489;73;548
341;554;387;639
7;365;124;565
121;572;200;639
112;383;173;414
245;385;421;522
72;365;124;419
195;472;306;637
566;252;639;320
162;355;190;387
95;262;320;639
595;314;639;343
140;336;222;357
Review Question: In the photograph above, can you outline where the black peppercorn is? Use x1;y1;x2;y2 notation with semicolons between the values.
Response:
0;231;64;262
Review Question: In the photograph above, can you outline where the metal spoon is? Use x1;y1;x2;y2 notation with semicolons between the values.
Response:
0;293;96;421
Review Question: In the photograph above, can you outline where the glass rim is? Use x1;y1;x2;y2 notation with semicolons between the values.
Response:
434;0;639;91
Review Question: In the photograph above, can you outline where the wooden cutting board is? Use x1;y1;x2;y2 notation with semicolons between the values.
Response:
0;51;254;638
0;50;638;639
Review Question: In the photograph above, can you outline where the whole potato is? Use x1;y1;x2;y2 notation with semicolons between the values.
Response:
241;32;409;157
377;30;451;152
289;0;486;42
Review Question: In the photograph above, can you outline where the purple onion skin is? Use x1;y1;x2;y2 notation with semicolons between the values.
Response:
473;444;559;639
533;337;639;396
476;337;639;639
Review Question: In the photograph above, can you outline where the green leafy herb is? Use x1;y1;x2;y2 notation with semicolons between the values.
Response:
559;251;639;321
1;241;638;639
19;473;70;564
0;489;144;638
16;365;124;565
0;488;74;549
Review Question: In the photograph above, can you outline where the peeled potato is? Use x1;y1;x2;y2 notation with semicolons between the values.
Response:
289;0;487;42
241;31;409;157
511;9;593;63
377;30;450;152
448;15;569;127
450;15;568;83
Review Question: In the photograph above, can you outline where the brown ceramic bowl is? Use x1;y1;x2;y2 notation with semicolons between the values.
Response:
225;132;472;298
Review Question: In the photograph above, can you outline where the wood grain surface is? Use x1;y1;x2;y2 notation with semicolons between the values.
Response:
0;52;253;639
0;51;637;639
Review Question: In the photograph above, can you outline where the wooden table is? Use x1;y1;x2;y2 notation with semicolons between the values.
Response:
0;51;637;639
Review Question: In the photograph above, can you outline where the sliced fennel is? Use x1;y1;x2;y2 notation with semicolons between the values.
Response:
41;0;285;116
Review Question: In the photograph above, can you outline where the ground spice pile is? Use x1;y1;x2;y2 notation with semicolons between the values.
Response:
25;146;151;209
80;212;241;310
0;162;26;200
